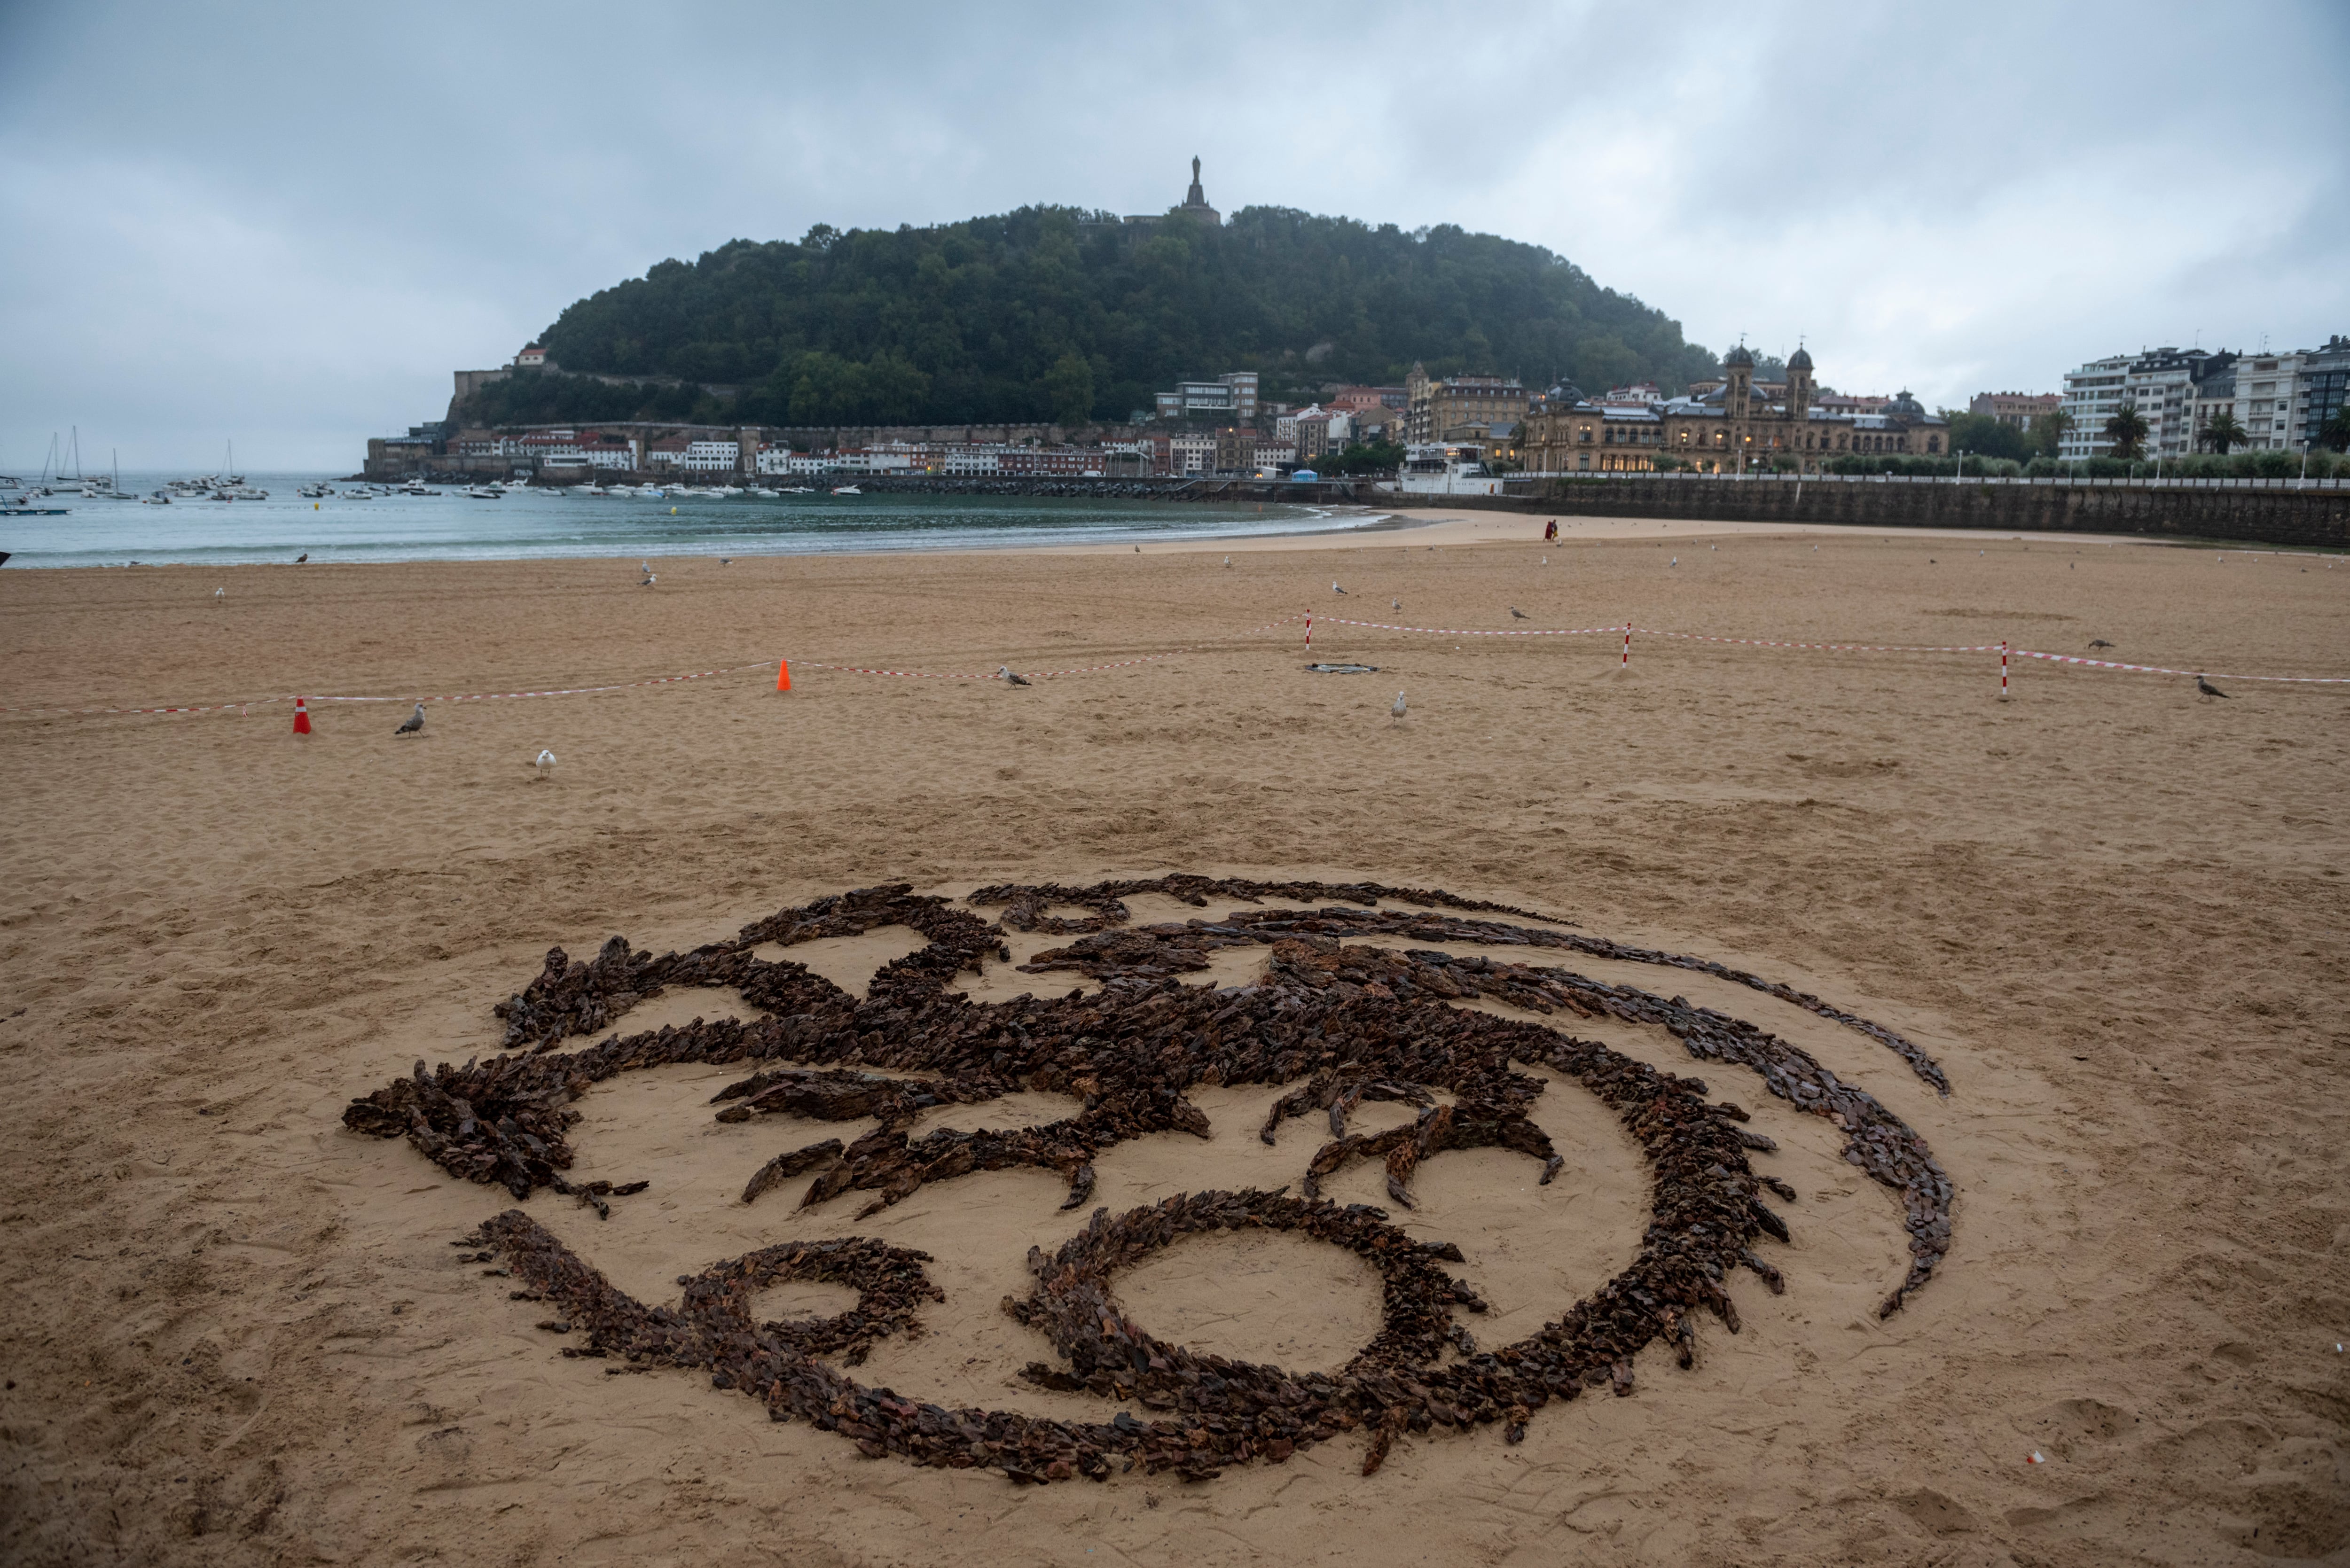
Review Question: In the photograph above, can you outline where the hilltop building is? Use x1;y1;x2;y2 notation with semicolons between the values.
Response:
1153;370;1260;422
1520;346;1948;475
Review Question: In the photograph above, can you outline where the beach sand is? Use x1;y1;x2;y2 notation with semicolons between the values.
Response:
2;519;2345;1567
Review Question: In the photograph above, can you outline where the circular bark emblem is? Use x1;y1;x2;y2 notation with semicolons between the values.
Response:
348;875;1951;1482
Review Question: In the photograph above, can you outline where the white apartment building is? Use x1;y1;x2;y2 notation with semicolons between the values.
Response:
2060;348;2218;459
754;446;839;475
681;439;744;472
515;430;638;469
2231;352;2312;450
1165;434;1216;475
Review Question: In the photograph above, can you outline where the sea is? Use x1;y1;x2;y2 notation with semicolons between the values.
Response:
0;474;1377;569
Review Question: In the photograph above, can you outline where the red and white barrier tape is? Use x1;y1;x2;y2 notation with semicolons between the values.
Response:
801;613;1308;681
2013;650;2350;683
10;608;2348;719
1629;627;2004;654
308;661;776;705
1314;616;1624;638
0;694;290;718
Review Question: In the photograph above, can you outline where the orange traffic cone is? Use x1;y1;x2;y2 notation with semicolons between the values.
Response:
776;659;791;692
292;696;312;734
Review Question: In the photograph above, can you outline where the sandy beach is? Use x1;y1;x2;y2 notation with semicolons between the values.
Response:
2;515;2346;1568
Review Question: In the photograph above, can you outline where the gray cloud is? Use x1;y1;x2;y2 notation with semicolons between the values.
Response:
4;0;2343;468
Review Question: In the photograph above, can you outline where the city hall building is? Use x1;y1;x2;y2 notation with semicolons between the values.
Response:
1520;346;1949;475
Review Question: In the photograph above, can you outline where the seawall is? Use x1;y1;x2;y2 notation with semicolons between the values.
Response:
1485;476;2348;549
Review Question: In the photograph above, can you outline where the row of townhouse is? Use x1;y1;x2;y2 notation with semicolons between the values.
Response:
449;428;642;468
2058;335;2349;459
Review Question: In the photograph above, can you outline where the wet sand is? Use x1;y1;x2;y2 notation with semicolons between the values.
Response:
1;525;2345;1566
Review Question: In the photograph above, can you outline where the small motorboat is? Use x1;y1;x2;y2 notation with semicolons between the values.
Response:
297;484;336;499
830;484;862;495
463;485;502;499
749;486;779;498
141;489;172;504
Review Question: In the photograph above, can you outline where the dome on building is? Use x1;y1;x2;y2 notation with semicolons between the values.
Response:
1885;389;1925;420
1724;344;1755;367
1787;345;1813;372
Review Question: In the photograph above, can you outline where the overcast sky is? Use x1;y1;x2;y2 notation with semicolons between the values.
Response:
4;0;2344;471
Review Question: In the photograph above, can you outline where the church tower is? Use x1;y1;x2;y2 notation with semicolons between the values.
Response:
1786;343;1815;420
1724;343;1754;423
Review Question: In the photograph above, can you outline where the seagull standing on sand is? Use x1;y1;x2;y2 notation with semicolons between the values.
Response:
535;749;556;779
213;587;225;602
394;703;426;736
640;569;656;587
1332;581;1347;594
2088;639;2115;649
295;553;308;563
1222;555;1232;569
1391;598;1400;611
998;665;1032;687
1509;606;1528;620
1391;690;1407;723
2195;675;2231;700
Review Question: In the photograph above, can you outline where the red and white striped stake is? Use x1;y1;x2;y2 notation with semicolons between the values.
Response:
2001;640;2010;699
1304;616;1312;649
1622;622;1632;669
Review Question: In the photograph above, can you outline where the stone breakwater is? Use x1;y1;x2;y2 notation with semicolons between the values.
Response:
347;875;1951;1485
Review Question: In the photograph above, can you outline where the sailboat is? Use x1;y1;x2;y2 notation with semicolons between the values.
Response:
90;449;135;500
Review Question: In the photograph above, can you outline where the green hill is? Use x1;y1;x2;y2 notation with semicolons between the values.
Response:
463;205;1721;429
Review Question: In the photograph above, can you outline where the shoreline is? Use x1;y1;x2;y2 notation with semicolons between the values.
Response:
0;501;2182;574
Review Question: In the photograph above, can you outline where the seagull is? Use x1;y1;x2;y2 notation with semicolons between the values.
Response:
1391;598;1400;611
394;703;426;735
1332;582;1347;594
1134;545;1141;553
719;557;732;565
2088;639;2115;649
213;587;224;602
1670;556;1678;566
1509;606;1528;619
639;570;655;587
1222;555;1232;568
2195;674;2231;700
1391;690;1407;723
535;749;556;778
295;553;308;564
641;560;650;574
998;665;1032;686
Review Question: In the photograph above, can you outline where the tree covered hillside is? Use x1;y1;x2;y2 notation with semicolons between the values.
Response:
468;205;1718;429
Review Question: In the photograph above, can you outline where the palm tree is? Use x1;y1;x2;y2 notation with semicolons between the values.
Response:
2103;402;2150;461
2199;410;2249;455
2027;407;2073;460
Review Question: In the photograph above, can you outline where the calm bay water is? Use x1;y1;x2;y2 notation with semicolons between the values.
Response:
0;474;1377;569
